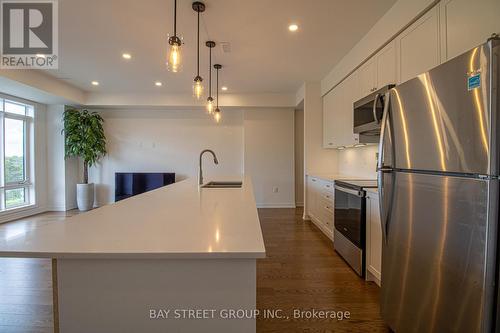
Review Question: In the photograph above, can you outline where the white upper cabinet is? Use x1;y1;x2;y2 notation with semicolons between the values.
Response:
440;0;500;62
323;84;341;148
355;40;396;102
376;40;397;88
322;0;499;150
323;73;359;148
396;6;441;84
357;57;377;99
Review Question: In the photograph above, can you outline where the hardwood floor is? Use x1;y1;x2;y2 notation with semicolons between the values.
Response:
0;211;78;333
257;208;388;332
0;208;387;332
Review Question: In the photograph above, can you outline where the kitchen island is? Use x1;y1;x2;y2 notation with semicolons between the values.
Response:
0;176;265;333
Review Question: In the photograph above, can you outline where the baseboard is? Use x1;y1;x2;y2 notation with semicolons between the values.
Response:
366;269;381;287
295;202;304;207
256;203;296;208
46;205;68;212
65;204;77;211
0;206;48;224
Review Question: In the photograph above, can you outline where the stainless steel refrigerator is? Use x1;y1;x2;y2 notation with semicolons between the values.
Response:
378;37;499;332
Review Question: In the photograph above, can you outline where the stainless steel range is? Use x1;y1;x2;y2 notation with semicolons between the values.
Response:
333;179;377;277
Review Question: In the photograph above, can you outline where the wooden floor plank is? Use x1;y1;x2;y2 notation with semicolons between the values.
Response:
256;208;388;332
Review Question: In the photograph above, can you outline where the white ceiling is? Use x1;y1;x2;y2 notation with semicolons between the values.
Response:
45;0;396;95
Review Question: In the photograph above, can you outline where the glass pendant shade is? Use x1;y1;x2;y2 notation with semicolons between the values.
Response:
214;108;221;123
193;77;204;100
206;97;214;114
167;37;182;72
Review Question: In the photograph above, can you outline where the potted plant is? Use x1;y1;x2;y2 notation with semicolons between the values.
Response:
63;109;106;211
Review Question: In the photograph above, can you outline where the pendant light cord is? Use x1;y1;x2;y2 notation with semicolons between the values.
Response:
216;68;219;108
173;0;177;37
209;47;212;98
197;11;200;76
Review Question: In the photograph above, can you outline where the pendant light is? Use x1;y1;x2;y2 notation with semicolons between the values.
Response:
213;64;222;123
192;1;205;100
206;41;216;114
167;0;182;72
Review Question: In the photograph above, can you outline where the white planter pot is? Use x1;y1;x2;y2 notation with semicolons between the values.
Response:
77;183;94;211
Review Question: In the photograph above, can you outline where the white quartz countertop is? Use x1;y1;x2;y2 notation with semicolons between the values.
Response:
0;176;266;259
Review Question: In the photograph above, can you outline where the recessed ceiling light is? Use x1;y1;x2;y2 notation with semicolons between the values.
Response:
122;53;132;60
221;86;228;91
91;81;99;86
155;81;163;87
288;24;298;32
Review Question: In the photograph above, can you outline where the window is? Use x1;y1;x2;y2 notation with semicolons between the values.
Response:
0;98;35;211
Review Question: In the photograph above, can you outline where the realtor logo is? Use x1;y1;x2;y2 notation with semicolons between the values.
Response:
1;0;58;68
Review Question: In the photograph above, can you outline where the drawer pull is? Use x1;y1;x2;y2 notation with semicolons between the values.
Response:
343;227;348;232
312;179;316;182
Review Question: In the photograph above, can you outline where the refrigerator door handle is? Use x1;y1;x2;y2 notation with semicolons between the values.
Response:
372;93;381;124
378;91;394;244
377;91;391;171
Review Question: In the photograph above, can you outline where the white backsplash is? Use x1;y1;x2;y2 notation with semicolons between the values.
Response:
337;145;378;179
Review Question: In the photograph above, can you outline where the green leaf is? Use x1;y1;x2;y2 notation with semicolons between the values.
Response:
62;108;107;179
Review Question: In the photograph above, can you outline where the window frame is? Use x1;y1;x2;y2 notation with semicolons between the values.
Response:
0;97;34;211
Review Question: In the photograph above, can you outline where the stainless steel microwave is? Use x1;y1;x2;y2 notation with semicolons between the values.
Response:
353;85;394;143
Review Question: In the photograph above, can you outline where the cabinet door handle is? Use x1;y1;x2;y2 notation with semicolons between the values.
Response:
312;179;316;182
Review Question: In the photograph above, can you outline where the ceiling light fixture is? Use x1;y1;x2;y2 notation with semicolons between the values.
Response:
167;0;183;72
206;40;216;114
221;86;228;91
213;64;222;123
192;1;205;100
122;53;132;60
288;24;298;32
155;81;163;86
91;81;99;86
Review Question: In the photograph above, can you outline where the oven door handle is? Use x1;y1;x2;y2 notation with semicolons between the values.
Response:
334;185;363;197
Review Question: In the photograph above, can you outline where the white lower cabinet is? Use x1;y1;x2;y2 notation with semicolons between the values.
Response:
306;176;334;240
365;191;382;286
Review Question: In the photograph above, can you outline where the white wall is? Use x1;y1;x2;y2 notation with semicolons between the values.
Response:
46;105;66;211
88;109;245;206
294;108;304;206
46;105;79;211
244;108;295;208
337;145;378;179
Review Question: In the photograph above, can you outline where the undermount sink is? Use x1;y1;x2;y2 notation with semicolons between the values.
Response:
201;181;243;188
